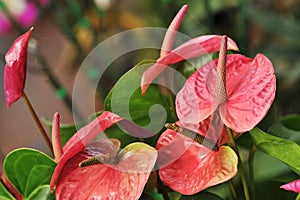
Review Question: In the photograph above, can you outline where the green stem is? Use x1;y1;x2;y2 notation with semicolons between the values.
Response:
156;170;170;200
22;93;53;154
227;128;250;200
249;143;257;200
229;180;238;200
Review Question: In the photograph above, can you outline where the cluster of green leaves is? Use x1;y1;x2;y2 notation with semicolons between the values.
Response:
1;149;56;200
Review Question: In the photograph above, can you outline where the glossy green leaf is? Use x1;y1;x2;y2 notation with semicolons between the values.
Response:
26;185;54;200
42;117;78;146
250;127;300;175
180;191;223;200
104;60;179;146
0;181;15;200
3;148;56;198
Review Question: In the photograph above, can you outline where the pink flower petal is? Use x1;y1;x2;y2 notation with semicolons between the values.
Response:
221;54;276;132
156;130;238;195
141;35;238;95
280;179;300;193
4;28;33;108
175;60;218;125
56;140;157;200
160;5;188;57
176;54;276;133
50;111;123;191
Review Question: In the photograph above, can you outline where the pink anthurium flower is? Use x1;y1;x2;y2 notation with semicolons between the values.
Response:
280;179;300;193
50;111;157;200
176;53;276;133
141;5;239;95
4;28;33;108
157;116;238;194
156;36;276;194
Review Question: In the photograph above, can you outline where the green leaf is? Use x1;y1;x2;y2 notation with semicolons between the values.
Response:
3;148;56;198
180;191;223;200
26;185;54;200
42;117;78;146
0;181;15;200
281;114;300;132
250;127;300;175
104;60;180;146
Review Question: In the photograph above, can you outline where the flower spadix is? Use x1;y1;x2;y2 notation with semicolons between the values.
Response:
141;5;239;95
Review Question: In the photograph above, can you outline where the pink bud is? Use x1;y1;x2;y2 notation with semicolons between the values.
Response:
280;179;300;193
4;28;33;108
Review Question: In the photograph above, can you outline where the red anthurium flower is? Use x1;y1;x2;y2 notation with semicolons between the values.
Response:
50;111;157;200
280;179;300;193
141;5;239;95
176;53;276;133
56;140;157;200
156;36;276;194
4;28;33;108
157;115;238;194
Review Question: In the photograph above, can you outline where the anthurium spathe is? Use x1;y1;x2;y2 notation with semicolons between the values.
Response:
55;140;157;200
156;115;238;195
176;53;276;133
141;5;239;95
4;28;33;108
50;111;157;200
280;179;300;193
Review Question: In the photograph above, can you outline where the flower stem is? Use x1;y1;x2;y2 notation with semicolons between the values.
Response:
227;128;250;200
249;143;257;200
22;92;53;154
156;170;170;200
229;180;238;200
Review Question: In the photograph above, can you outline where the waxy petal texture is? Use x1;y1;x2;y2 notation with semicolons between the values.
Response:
156;130;238;195
176;54;276;132
223;54;276;132
50;111;123;191
280;179;300;193
141;35;238;95
4;28;33;107
56;141;157;200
